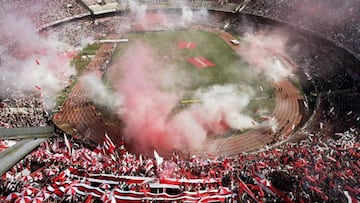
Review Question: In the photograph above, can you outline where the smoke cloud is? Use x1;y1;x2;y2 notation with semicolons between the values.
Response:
189;84;255;133
108;43;180;154
180;7;209;26
78;6;280;155
121;0;211;31
239;30;294;81
128;0;147;22
105;43;266;155
0;13;75;109
81;73;124;111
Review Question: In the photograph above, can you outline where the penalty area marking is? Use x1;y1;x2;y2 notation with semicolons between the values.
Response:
177;41;197;49
187;57;215;69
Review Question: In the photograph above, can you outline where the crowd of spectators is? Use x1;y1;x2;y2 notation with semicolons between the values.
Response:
0;125;358;202
48;15;136;47
0;1;359;202
0;0;89;28
286;36;358;93
0;91;49;128
36;0;88;27
49;20;100;47
242;0;360;59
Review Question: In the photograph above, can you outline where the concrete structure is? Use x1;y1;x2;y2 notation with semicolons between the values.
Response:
0;126;54;140
0;138;49;176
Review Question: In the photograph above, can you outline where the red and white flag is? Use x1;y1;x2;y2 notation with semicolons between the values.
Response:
34;85;42;91
237;177;260;203
63;134;72;155
343;190;358;203
154;150;163;167
103;133;116;155
254;174;294;203
145;160;154;174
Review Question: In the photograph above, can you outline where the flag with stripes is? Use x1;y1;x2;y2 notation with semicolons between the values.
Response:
145;160;154;174
103;133;116;155
63;133;72;155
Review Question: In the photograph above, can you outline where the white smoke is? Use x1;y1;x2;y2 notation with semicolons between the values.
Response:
169;110;208;150
191;84;256;132
0;13;75;109
81;73;124;112
240;31;294;81
181;7;209;26
128;0;147;22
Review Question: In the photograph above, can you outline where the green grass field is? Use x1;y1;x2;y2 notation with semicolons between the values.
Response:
111;30;275;121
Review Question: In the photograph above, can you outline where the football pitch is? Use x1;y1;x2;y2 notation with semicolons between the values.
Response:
110;30;275;121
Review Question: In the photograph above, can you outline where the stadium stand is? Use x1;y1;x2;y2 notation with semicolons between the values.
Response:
0;0;359;202
0;92;49;128
0;1;89;28
242;0;360;59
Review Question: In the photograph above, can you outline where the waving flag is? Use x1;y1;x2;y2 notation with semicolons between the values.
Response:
34;85;42;91
343;190;358;203
64;133;72;155
103;133;116;154
237;176;260;203
154;150;164;167
145;160;154;174
253;173;294;203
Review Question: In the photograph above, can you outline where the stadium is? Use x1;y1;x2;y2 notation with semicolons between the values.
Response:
0;0;359;202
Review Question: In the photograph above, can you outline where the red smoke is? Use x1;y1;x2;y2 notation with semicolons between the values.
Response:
107;42;259;155
110;43;180;155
